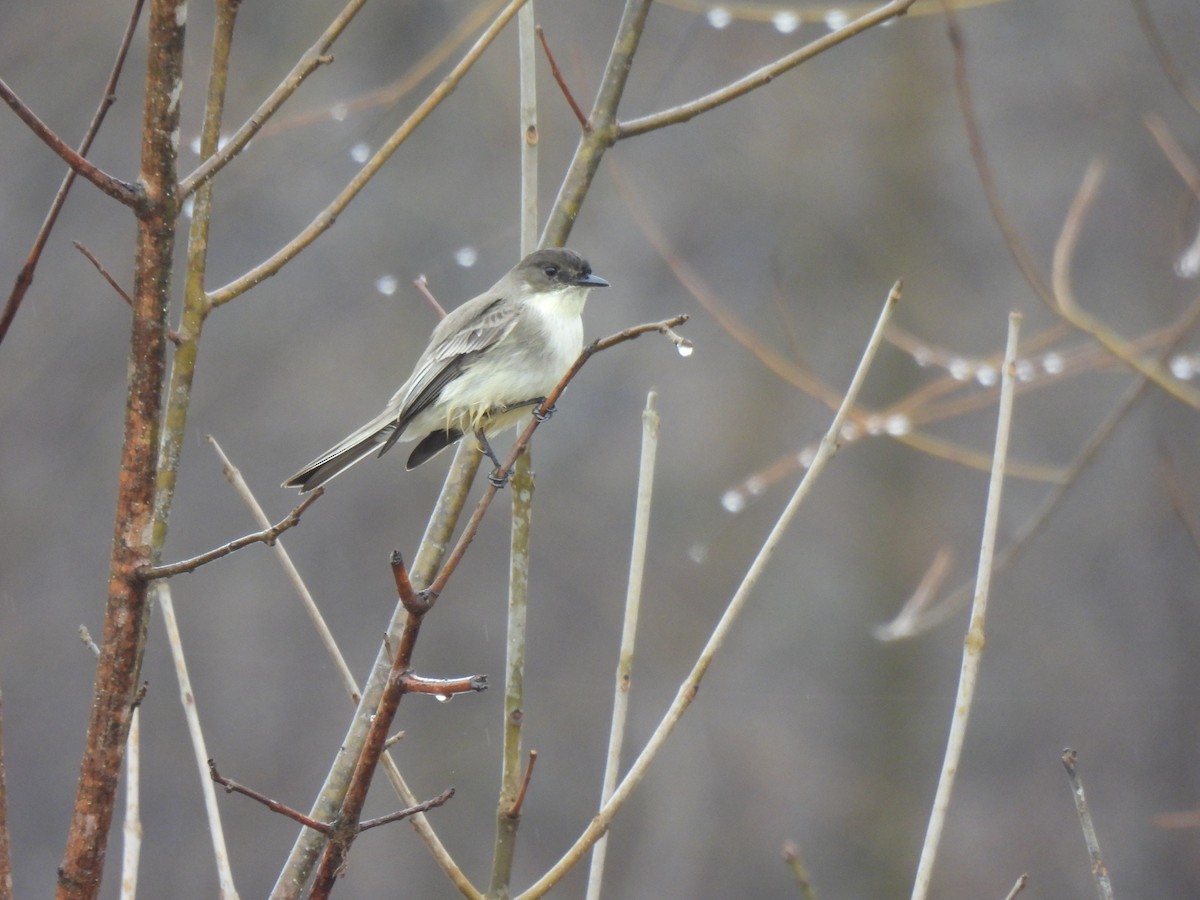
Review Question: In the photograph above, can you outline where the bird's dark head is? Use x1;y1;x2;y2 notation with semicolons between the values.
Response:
517;248;609;292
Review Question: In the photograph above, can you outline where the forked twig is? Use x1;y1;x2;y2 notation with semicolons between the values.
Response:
0;0;146;346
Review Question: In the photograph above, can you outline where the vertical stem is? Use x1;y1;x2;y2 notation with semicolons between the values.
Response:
586;392;659;900
56;1;184;896
910;313;1022;900
490;7;538;896
540;0;652;247
0;688;11;900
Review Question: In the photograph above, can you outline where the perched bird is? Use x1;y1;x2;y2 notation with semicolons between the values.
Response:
284;247;608;492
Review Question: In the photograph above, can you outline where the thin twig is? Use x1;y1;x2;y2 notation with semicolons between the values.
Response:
492;14;541;892
587;391;659;900
1050;161;1200;409
273;445;484;898
0;77;140;208
209;760;332;835
206;0;529;306
781;841;818;900
506;751;538;819
203;442;469;894
877;291;1200;639
945;5;1056;309
1003;873;1030;900
138;491;322;580
117;709;141;900
910;312;1021;900
72;242;182;346
520;283;900;899
536;26;589;129
308;554;457;897
618;0;918;138
413;275;448;320
0;0;145;346
207;436;360;702
0;689;11;900
155;581;238;897
1160;451;1200;560
357;788;456;831
179;0;371;198
1129;0;1200;116
254;0;511;142
73;241;133;305
1060;750;1115;900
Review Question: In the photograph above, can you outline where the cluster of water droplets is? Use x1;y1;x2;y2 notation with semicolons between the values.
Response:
703;6;851;34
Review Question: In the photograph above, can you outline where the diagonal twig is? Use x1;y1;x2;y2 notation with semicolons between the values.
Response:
521;283;899;899
0;77;139;208
0;0;146;346
536;26;589;129
138;491;323;580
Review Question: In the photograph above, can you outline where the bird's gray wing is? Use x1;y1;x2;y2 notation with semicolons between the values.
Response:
376;295;520;455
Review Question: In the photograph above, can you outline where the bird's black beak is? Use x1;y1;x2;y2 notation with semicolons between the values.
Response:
576;272;609;288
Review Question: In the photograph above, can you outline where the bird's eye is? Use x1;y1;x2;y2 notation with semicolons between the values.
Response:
542;265;559;278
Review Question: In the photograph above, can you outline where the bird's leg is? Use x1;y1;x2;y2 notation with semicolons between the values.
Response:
499;396;555;422
476;430;509;488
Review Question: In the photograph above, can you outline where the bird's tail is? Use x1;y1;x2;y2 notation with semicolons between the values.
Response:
283;418;399;492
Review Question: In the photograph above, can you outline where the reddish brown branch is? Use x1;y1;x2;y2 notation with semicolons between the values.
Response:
0;0;146;347
536;26;589;130
505;750;538;819
209;759;332;834
0;78;139;210
400;673;489;696
55;1;185;895
309;553;440;896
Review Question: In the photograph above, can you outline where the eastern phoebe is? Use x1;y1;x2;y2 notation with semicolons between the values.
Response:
284;247;609;492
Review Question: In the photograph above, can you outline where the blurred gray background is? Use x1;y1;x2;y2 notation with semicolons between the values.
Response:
3;0;1200;896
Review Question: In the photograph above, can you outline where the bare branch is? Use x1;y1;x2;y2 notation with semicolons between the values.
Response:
179;0;371;198
505;750;538;819
1050;161;1200;408
520;284;899;899
0;689;11;900
57;0;184;893
1060;750;1115;900
619;0;918;138
72;242;182;346
210;760;332;835
536;26;589;129
0;0;145;347
911;313;1022;900
139;491;323;580
0;77;139;208
1003;873;1030;900
357;788;456;832
206;0;529;307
